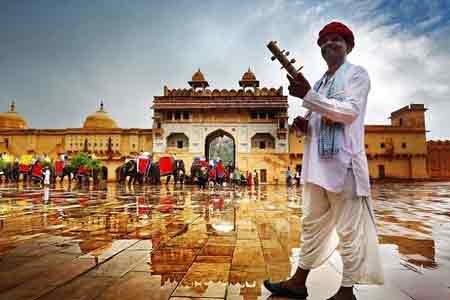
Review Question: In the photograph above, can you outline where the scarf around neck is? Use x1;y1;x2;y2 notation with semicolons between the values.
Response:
315;62;351;159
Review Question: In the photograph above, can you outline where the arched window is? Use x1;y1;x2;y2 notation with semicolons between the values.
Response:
166;133;189;151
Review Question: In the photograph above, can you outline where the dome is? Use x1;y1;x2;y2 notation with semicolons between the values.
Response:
192;69;206;81
83;102;118;129
188;68;209;89
0;102;28;129
239;67;259;88
241;67;256;81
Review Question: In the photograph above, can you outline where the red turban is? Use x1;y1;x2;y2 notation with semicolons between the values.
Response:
317;22;354;49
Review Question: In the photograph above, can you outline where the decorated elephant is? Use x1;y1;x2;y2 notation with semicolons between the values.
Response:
171;160;186;185
117;159;139;185
0;161;19;183
53;160;74;184
116;156;186;186
158;158;186;185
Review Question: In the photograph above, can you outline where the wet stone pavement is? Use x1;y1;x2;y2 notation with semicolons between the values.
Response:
0;182;449;300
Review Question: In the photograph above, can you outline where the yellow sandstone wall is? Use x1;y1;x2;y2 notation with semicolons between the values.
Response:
239;152;289;184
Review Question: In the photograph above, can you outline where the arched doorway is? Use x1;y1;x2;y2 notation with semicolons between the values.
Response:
205;129;235;168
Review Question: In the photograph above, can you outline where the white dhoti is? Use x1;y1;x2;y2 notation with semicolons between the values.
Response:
299;169;384;286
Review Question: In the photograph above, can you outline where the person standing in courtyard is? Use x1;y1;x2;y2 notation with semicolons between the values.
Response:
286;166;293;185
247;170;253;186
216;159;225;186
264;21;384;300
43;166;51;186
295;169;301;185
232;167;241;187
253;170;258;186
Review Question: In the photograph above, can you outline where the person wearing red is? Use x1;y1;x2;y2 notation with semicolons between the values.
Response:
247;170;253;186
264;21;383;300
216;160;225;186
208;166;216;187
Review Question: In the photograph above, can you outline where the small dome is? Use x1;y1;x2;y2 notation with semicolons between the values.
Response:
188;68;209;89
83;102;118;129
192;69;206;81
0;101;28;129
239;67;259;88
241;67;256;81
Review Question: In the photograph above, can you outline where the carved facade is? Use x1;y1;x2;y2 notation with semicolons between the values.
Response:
152;69;289;184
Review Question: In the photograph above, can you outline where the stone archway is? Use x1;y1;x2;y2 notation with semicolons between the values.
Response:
205;129;235;168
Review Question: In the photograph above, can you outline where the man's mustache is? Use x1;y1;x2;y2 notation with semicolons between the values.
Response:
321;43;341;52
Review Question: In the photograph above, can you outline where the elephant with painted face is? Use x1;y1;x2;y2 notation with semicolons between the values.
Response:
172;160;186;185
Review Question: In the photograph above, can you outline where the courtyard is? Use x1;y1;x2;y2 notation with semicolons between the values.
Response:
0;182;449;300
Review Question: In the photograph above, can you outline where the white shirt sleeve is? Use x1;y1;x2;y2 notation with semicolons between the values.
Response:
302;66;370;125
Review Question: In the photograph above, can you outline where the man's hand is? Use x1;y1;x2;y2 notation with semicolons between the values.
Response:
322;116;335;125
287;73;311;99
293;116;309;134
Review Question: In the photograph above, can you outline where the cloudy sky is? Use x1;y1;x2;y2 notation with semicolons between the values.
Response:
1;0;449;139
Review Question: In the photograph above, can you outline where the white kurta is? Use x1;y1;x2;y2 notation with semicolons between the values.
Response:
44;169;51;185
301;61;371;197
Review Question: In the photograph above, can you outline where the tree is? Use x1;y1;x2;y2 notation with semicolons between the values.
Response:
70;153;102;170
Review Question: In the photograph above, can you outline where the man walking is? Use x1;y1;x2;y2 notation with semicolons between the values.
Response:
264;21;384;300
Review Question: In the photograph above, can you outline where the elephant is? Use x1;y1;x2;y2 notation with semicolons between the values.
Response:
147;161;160;185
0;162;18;183
91;166;108;185
53;162;74;184
116;158;185;186
171;160;186;185
117;160;139;185
156;159;186;185
173;167;186;185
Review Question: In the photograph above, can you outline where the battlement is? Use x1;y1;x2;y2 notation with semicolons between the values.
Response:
163;86;284;97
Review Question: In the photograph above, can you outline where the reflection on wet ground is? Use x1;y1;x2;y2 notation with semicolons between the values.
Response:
0;182;449;300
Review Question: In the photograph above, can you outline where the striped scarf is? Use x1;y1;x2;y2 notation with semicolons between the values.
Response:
316;62;350;159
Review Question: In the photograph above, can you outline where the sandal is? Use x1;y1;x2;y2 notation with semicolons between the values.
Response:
263;279;308;299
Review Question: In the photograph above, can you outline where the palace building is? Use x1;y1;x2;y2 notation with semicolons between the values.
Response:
152;68;289;184
0;101;152;179
0;69;447;182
